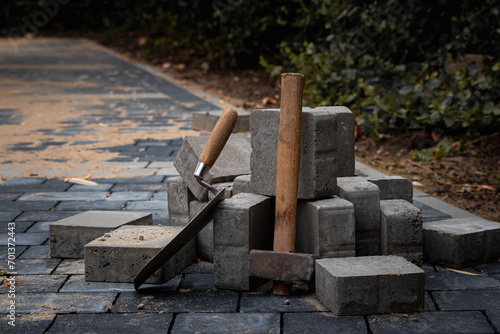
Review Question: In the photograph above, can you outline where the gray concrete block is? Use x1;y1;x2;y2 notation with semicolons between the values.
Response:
49;211;152;259
232;174;252;195
250;107;342;199
380;199;423;265
192;110;250;133
368;176;413;203
315;256;424;315
213;193;274;290
337;177;381;256
296;196;355;258
174;134;251;201
167;176;194;217
423;218;500;268
85;225;195;283
208;182;233;201
308;106;355;177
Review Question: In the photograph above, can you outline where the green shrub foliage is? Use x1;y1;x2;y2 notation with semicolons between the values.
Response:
1;0;498;136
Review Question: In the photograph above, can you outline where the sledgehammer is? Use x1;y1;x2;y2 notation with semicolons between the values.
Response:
250;73;313;295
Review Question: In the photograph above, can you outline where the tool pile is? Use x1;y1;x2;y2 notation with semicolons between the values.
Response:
48;73;500;316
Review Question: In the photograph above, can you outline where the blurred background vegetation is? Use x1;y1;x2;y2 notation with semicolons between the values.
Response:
1;0;499;139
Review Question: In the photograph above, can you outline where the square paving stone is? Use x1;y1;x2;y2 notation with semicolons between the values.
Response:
368;311;494;334
93;176;164;184
60;274;181;293
0;221;33;233
180;274;214;291
0;201;57;211
111;183;165;191
413;200;452;222
55;201;126;211
283;313;366;334
18;192;109;201
0;182;70;193
0;193;22;201
0;292;116;314
67;183;114;192
477;263;500;274
432;290;500;310
153;191;168;201
0;232;47;246
19;245;49;259
0;275;67;293
107;191;153;201
48;313;173;334
114;291;239;313
25;221;51;233
53;259;85;274
15;211;83;222
0;211;21;221
0;312;54;334
173;313;280;334
0;245;27;259
3;177;46;185
2;258;61;274
486;310;500;333
240;293;328;313
425;270;500;291
125;200;167;210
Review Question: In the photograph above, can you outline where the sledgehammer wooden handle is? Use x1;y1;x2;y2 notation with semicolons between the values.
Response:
274;74;304;254
199;107;238;167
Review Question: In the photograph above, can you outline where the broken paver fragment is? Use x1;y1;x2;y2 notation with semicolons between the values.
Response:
423;218;500;268
173;134;251;201
84;225;195;283
49;211;152;259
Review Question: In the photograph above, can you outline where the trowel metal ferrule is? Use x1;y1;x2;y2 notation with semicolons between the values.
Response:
194;161;218;196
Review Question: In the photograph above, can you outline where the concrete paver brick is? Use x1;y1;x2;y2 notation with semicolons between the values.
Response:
60;274;181;293
337;177;381;256
55;201;126;211
124;200;167;210
107;191;154;201
18;191;108;201
239;293;328;312
167;176;194;218
49;211;152;258
173;134;251;201
213;193;274;290
173;313;279;333
283;313;366;334
368;175;413;203
380;199;423;265
0;201;57;211
315;256;424;315
0;232;47;246
250;108;340;199
296;196;355;258
192;109;250;133
232;174;252;195
85;225;195;283
423;218;500;268
432;290;500;311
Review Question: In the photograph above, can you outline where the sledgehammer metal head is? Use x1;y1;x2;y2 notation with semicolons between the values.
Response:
249;249;317;282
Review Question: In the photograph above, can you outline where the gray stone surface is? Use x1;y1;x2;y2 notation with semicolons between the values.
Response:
192;109;250;132
0;201;58;211
0;293;116;314
60;274;181;293
174;313;279;333
49;314;173;334
283;313;366;334
296;196;355;258
0;313;54;333
124;200;167;210
0;275;67;294
85;225;195;283
432;290;500;311
337;177;381;256
315;256;424;315
423;218;500;268
49;211;152;258
107;191;153;201
173;133;251;201
368;175;413;203
53;259;85;275
67;183;114;192
232;174;252;195
239;293;328;312
167;176;192;222
213;193;274;291
19;245;49;259
180;274;214;291
1;258;61;274
0;232;47;246
18;191;109;201
425;270;500;291
486;310;500;333
368;311;494;334
55;200;126;211
380;199;423;265
250;107;340;199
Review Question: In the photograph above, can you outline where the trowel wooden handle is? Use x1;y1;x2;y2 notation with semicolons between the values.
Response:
199;107;238;167
274;73;304;254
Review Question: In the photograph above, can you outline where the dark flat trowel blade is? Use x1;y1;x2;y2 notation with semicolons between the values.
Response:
134;189;225;290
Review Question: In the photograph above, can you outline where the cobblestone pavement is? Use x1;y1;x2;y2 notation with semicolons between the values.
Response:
0;38;499;333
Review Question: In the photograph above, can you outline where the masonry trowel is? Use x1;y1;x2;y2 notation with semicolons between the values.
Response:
134;107;237;290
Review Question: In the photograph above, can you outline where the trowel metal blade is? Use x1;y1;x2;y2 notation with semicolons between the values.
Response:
134;189;225;290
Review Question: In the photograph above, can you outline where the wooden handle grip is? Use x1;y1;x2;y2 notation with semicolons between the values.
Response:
274;73;304;254
198;107;238;167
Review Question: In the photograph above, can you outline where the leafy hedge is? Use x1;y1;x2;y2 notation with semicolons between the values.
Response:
2;0;499;137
